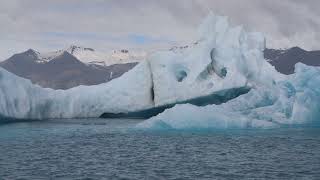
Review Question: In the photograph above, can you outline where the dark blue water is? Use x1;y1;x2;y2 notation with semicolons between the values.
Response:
0;118;320;179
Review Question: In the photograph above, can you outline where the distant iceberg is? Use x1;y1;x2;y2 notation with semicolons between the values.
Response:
1;13;319;127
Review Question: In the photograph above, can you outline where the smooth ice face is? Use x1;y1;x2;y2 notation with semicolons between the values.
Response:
289;64;320;123
0;61;154;119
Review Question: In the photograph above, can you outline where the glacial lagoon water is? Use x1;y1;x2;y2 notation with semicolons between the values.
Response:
0;118;320;179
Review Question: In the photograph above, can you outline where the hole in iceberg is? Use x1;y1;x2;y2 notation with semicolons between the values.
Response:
172;64;188;82
220;67;227;78
176;70;188;82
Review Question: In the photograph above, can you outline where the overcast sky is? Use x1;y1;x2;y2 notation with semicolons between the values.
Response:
1;0;320;60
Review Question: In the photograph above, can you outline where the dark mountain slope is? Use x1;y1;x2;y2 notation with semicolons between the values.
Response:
264;47;320;74
0;50;137;89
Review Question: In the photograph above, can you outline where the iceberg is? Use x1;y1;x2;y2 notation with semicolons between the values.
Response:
137;63;320;130
0;14;255;121
0;61;154;120
0;13;319;127
137;14;320;130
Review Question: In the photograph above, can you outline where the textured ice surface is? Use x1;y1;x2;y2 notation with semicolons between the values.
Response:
148;14;278;107
137;64;320;130
137;15;320;130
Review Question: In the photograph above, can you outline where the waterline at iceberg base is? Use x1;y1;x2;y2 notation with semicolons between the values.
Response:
1;13;320;129
137;63;320;130
100;87;250;119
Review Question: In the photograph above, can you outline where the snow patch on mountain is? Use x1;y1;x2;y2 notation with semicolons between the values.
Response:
35;45;147;66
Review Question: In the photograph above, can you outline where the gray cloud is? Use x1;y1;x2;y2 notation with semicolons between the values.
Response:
0;0;319;60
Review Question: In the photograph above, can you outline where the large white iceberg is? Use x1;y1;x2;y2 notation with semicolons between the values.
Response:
0;14;257;121
137;14;320;130
1;13;319;127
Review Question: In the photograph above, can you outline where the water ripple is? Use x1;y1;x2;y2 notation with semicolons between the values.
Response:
0;119;320;179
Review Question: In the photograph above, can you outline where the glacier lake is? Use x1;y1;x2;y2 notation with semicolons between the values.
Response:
0;118;320;179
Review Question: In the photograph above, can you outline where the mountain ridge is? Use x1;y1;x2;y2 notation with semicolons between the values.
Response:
0;49;137;89
23;45;147;66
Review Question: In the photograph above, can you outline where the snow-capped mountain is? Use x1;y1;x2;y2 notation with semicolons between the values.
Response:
33;45;147;66
0;49;137;89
